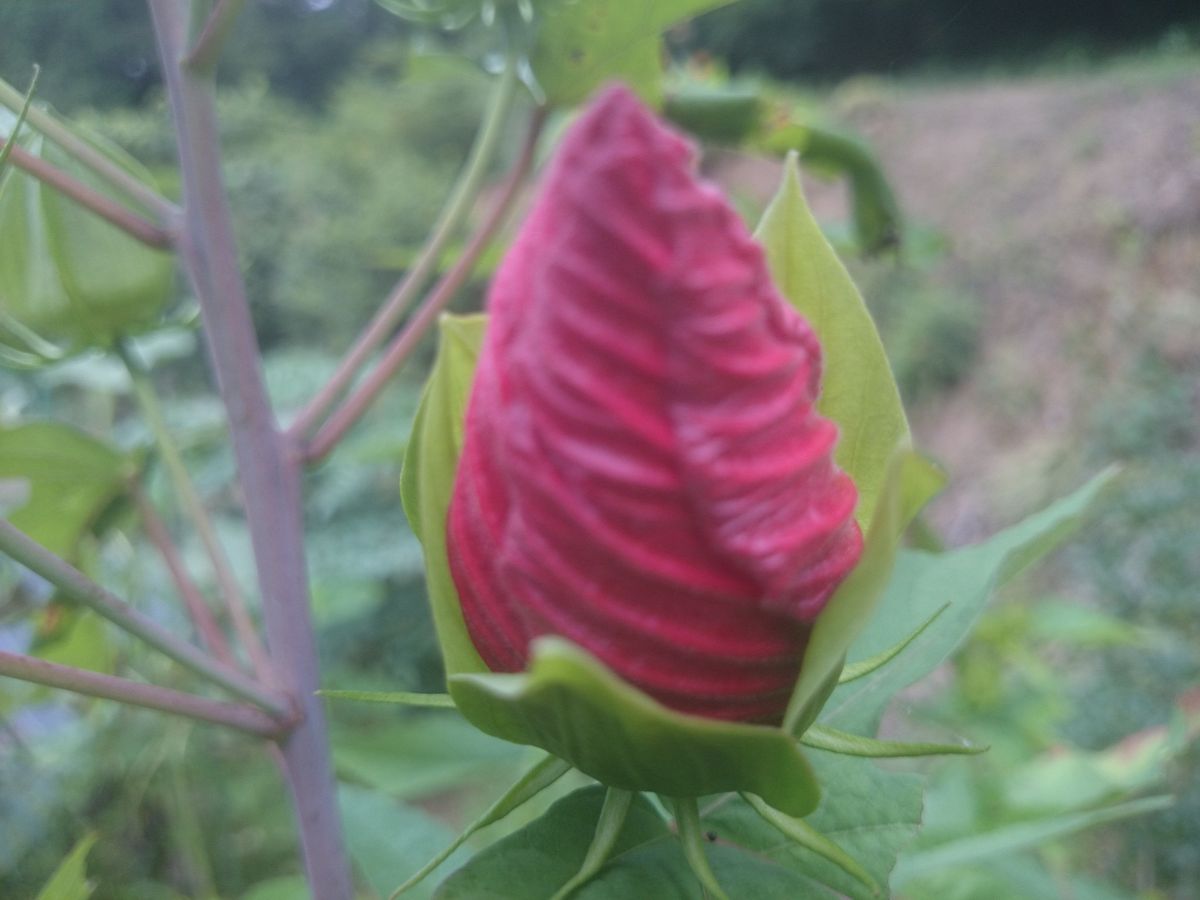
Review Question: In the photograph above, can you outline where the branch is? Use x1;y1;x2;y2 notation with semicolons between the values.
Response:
0;139;173;248
0;650;288;738
118;338;272;678
0;77;177;222
0;518;288;716
132;482;235;664
286;45;524;440
302;106;546;463
147;0;352;893
184;0;248;75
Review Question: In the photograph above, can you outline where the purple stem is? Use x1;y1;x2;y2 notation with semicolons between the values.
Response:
146;2;352;896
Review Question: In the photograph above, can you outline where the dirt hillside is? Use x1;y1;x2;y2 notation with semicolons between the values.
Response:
779;64;1200;542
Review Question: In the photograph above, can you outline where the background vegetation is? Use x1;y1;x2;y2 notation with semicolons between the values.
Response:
1;0;1197;897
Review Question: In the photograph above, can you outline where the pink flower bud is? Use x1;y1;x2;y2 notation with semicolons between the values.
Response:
447;85;862;724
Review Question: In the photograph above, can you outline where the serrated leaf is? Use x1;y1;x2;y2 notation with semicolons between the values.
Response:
756;153;909;528
711;750;923;900
820;467;1120;735
0;422;131;559
34;832;96;900
451;637;820;817
530;0;738;107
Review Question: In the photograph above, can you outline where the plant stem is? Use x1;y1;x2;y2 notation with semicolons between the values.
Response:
287;44;524;440
0;650;287;738
0;517;288;715
184;0;247;74
671;797;730;900
117;338;271;678
0;77;177;222
132;482;235;664
0;139;172;248
303;106;546;463
147;2;352;895
551;788;634;900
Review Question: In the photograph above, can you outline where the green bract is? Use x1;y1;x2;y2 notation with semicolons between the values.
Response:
0;108;172;362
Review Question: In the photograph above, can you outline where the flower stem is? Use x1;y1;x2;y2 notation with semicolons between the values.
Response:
0;76;177;221
0;517;288;715
671;797;730;900
117;337;271;679
0;650;287;738
147;1;352;894
550;788;634;900
302;105;546;463
0;139;172;248
287;42;524;441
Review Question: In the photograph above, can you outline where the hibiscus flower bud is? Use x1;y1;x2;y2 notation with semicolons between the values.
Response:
447;84;862;725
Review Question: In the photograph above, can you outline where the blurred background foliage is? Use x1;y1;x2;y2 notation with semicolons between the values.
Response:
1;0;1198;897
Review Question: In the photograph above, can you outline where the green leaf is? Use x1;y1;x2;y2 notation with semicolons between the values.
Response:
401;313;489;678
801;725;986;758
451;637;821;817
332;713;524;800
339;783;461;900
395;753;572;896
0;108;172;357
756;152;909;528
892;795;1173;885
530;1;738;107
320;689;456;708
35;833;97;900
0;422;131;559
820;467;1119;735
785;450;938;734
711;750;923;900
435;786;671;899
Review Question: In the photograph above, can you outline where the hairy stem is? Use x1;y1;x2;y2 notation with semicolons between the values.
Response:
147;1;352;895
303;105;546;462
118;338;271;678
0;518;287;714
0;650;287;738
132;482;235;664
0;77;177;221
287;44;523;440
0;139;172;247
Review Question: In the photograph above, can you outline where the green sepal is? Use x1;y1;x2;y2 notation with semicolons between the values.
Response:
801;725;987;758
784;449;943;734
450;637;821;817
319;690;456;709
756;153;914;528
741;792;881;895
401;313;489;678
391;753;572;896
838;604;950;684
549;788;636;900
